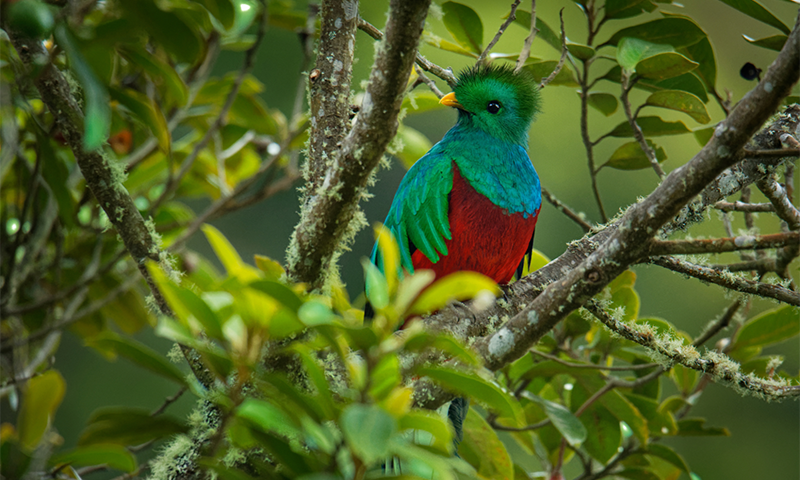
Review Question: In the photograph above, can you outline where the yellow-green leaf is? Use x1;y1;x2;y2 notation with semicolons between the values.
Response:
18;370;66;452
408;271;499;316
734;305;800;350
458;409;513;480
50;445;136;473
645;90;710;124
441;1;483;54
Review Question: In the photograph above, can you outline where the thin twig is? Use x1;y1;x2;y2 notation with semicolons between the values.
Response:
532;349;659;370
714;201;775;213
621;74;665;179
413;65;445;99
477;0;521;66
648;231;800;255
757;176;800;229
542;186;592;232
357;17;457;87
515;0;537;72
692;300;741;348
539;10;569;89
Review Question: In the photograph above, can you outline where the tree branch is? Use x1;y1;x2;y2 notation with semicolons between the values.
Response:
287;0;432;290
477;0;521;66
648;231;800;255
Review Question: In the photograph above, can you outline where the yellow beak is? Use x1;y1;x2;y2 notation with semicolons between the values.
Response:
439;92;463;109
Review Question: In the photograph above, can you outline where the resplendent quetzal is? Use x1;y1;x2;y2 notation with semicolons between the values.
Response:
368;64;542;449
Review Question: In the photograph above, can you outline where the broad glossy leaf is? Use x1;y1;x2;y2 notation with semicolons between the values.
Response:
616;37;673;73
580;403;620;464
53;25;109;150
679;37;717;92
50;445;136;473
402;91;446;115
645;90;710;124
202;224;255;280
442;2;483;54
78;407;188;446
297;301;335;326
110;87;170;153
528;395;586;446
624;393;677;436
18;371;66;451
88;332;188;386
646;443;690;474
408;271;498;315
601;66;709;101
403;331;481;365
608;116;691;137
601;140;666;171
458;409;513;480
374;224;401;294
676;418;730;436
340;404;397;464
670;364;699;394
524;61;579;87
393;125;433;169
734;305;800;350
369;355;401;401
604;17;707;49
422;31;478;57
616;468;660;480
293;345;336;420
605;0;657;19
743;34;787;51
717;0;790;34
636;52;698;81
417;366;524;426
585;92;618;117
567;43;595;60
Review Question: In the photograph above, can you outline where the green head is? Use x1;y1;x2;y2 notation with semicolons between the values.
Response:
440;64;541;144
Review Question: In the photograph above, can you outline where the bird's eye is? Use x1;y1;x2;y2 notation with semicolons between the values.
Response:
487;100;501;114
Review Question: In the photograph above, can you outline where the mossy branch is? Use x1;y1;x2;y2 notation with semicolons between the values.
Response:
7;29;215;389
287;0;432;290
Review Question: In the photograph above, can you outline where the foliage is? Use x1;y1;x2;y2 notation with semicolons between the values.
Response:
1;0;798;480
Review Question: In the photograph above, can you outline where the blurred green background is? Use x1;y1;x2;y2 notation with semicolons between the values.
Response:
53;1;799;478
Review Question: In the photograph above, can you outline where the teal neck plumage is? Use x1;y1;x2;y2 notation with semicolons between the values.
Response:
435;118;541;218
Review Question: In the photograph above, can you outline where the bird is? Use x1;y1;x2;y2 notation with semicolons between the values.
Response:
367;63;542;454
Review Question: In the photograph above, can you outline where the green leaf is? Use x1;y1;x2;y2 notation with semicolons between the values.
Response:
398;410;453;454
608;116;691;137
646;443;690;474
442;2;484;54
734;305;800;350
253;255;285;279
202;224;255;280
458;409;513;480
524;61;578;87
717;0;790;34
617;468;661;480
644;90;710;124
403;331;481;365
601;140;666;171
18;370;66;452
50;445;136;473
53;24;110;150
248;280;303;313
393;124;433;169
119;0;204;64
604;17;707;49
513;11;560;52
528;395;587;446
636;52;698;81
616;37;673;73
567;43;596;60
402;90;446;115
119;47;189;107
604;0;657;19
670;364;699;395
417;366;523;426
237;398;301;438
293;345;336;420
676;418;730;436
369;355;401;401
198;0;236;30
362;259;390;310
35;127;75;227
743;34;788;51
340;404;397;464
110;87;170;153
678;35;716;92
580;403;620;464
585;92;618;117
422;31;478;57
624;393;677;436
88;332;188;386
408;271;499;315
78;407;188;446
